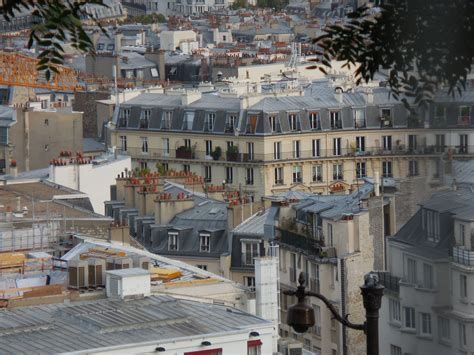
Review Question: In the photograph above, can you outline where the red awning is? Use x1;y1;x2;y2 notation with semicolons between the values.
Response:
247;339;263;348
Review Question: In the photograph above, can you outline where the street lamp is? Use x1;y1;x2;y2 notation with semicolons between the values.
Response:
284;272;384;355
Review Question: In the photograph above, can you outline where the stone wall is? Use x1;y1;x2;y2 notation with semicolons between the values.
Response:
73;91;110;138
368;196;384;270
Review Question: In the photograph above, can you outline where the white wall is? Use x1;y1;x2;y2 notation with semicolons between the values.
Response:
49;155;131;214
75;324;275;355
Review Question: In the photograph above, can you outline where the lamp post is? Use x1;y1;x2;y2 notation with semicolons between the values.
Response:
284;272;384;355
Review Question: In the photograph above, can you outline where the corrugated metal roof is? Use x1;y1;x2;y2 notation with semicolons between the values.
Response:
0;295;270;353
233;209;269;236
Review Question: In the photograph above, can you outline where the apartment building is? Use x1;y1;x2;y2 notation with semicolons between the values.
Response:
170;0;234;15
109;81;474;200
379;186;474;355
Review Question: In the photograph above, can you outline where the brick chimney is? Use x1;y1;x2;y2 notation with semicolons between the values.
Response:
154;193;194;225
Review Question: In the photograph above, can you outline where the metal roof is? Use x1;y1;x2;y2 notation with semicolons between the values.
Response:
233;209;270;236
106;268;151;277
0;295;270;354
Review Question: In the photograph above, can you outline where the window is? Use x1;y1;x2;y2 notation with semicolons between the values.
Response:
459;134;468;153
408;134;417;151
225;166;233;184
242;241;260;265
356;136;365;152
333;137;342;156
404;307;416;329
330;111;342;129
292;166;302;183
309;112;320;129
163;111;172;129
313;304;322;336
274;167;283;185
293;140;300;158
184;139;191;149
141;137;148;153
435;105;446;120
273;141;281;160
423;263;434;289
383;135;392;151
390;345;402;355
269;116;278;132
459;106;471;126
183;164;190;173
168;233;178;251
333;164;343;180
226;114;237;131
205;140;213;156
435;134;445;152
389;298;401;323
244;276;256;292
406;258;417;284
184;111;194;130
163;138;170;155
382;161;392;177
205;113;215;131
354;108;366;128
120;108;130;126
459;322;466;348
140;161;147;170
423;209;440;242
247;115;257;133
200;233;210;252
312;165;323;182
204;166;212;182
312;139;320;157
196;264;207;271
420;313;432;335
438;316;450;342
327;223;334;246
140;109;151;128
356;162;366;179
381;108;392;121
289;114;299;131
246;168;254;185
408;160;419;176
247;142;254;160
120;135;127;151
460;224;466;246
460;274;468;299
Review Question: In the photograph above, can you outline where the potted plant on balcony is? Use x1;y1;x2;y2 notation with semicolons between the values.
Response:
176;145;193;159
226;145;239;161
211;146;222;161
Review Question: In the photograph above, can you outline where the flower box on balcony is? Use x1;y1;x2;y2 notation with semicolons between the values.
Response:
176;146;193;159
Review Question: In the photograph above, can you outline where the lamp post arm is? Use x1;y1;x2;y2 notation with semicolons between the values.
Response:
305;290;366;331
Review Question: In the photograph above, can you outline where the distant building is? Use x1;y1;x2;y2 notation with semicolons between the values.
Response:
379;186;474;355
7;103;83;174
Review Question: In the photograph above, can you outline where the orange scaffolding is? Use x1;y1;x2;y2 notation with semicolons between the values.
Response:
0;51;84;91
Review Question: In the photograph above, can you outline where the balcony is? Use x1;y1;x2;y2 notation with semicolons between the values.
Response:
175;146;194;159
458;116;471;127
452;246;474;266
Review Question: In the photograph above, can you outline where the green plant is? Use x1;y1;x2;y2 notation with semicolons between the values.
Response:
177;145;192;153
155;163;166;175
211;146;222;161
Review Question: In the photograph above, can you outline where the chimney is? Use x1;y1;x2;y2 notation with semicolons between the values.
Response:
16;197;21;212
374;171;380;196
181;89;202;105
155;195;194;225
365;89;374;104
334;87;343;103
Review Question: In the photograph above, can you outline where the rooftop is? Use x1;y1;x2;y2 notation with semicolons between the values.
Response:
0;295;270;354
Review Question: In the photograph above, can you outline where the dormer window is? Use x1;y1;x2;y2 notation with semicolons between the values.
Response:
269;115;279;132
246;115;257;133
354;108;366;128
140;109;151;129
200;233;210;252
168;232;178;251
120;108;130;127
163;111;172;129
242;240;260;265
226;115;237;132
205;113;216;131
422;209;440;243
289;114;299;131
330;111;342;129
309;112;320;130
380;108;392;127
183;111;194;130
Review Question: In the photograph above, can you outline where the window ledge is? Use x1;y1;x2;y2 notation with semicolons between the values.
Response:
388;321;401;328
417;334;433;341
400;328;416;334
414;286;437;293
460;298;469;305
